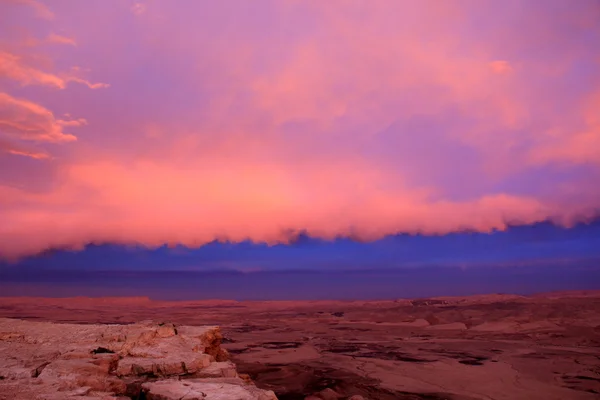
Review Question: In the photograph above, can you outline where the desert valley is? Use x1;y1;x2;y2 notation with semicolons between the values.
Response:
3;0;600;399
1;291;599;399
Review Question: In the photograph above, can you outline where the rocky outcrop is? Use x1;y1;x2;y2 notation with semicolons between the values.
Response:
0;318;277;400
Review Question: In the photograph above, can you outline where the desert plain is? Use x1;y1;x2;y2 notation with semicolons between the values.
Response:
0;291;599;399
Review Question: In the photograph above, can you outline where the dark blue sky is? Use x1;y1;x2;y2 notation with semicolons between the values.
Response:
1;220;600;300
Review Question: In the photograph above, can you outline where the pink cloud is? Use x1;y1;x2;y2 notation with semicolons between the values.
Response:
9;0;54;20
528;91;600;165
0;51;108;89
65;77;109;89
0;137;49;159
131;3;147;16
6;148;49;159
489;60;513;74
0;92;80;142
0;158;555;259
0;0;599;259
0;51;66;88
45;33;76;46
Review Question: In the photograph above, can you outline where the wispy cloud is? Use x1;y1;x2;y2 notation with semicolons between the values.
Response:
131;2;146;16
66;76;109;89
489;60;513;74
0;51;66;88
45;33;76;46
0;137;49;159
0;92;80;142
0;51;108;89
11;0;54;19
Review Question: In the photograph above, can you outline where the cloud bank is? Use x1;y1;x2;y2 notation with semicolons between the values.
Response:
0;0;599;259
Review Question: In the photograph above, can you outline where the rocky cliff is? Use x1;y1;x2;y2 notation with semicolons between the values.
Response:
0;318;278;400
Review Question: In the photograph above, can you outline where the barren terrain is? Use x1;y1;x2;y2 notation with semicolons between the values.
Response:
1;291;599;399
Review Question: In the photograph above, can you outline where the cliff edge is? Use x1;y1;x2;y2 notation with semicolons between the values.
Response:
0;318;278;400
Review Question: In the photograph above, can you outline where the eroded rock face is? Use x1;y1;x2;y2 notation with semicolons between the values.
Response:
0;318;277;400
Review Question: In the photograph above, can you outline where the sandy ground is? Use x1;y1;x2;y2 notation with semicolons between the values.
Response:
0;291;599;399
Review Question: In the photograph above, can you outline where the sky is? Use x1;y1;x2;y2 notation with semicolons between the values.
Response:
1;1;600;299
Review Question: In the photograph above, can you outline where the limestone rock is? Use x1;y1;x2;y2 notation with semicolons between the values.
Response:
195;361;238;378
115;354;212;377
0;318;277;400
156;323;178;338
37;358;126;394
141;378;278;400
